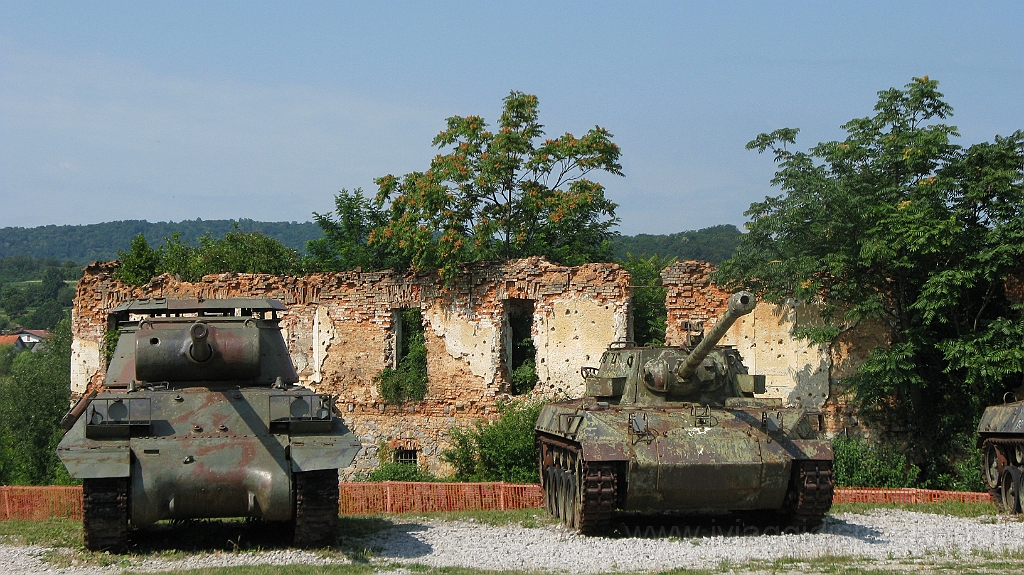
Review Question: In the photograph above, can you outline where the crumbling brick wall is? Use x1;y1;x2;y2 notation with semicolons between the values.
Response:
72;257;630;476
661;261;890;435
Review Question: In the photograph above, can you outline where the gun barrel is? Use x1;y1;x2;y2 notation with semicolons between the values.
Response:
677;291;756;379
189;322;213;362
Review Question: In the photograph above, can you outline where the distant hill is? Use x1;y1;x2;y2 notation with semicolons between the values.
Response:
611;224;743;264
0;219;324;263
0;220;743;265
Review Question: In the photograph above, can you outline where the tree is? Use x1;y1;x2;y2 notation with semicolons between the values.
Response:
306;189;403;271
714;77;1024;486
440;399;544;483
372;91;623;281
114;233;159;286
0;316;74;485
619;253;677;346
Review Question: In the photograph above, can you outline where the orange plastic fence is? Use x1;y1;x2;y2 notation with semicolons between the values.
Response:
0;484;995;522
832;487;992;504
338;482;543;514
0;486;82;521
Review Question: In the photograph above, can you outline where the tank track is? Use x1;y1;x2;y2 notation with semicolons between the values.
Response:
538;435;617;534
82;477;129;552
785;460;834;527
292;469;339;548
982;438;1024;513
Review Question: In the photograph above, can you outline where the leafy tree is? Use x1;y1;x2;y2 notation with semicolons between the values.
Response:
115;230;303;285
831;436;920;488
0;316;74;485
23;300;66;330
441;399;544;483
39;267;65;302
372;91;622;281
306;188;403;271
1;285;28;318
619;253;677;346
114;233;159;286
714;77;1024;485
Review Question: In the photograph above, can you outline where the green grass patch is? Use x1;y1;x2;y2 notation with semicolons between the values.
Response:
830;501;999;518
0;518;81;547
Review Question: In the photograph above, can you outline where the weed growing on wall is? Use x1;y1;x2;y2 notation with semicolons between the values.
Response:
376;309;428;404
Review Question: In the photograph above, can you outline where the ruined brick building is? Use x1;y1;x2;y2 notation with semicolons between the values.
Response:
71;258;882;476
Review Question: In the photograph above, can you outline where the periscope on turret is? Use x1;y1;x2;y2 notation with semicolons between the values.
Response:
535;291;834;533
57;298;361;551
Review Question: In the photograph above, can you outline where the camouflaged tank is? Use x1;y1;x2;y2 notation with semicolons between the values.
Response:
57;298;361;551
979;393;1024;513
535;292;834;533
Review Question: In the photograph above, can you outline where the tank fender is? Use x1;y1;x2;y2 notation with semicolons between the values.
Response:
786;440;834;461
289;419;362;472
56;416;130;478
580;442;631;462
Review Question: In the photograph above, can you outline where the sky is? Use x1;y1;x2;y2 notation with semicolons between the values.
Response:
2;2;1023;236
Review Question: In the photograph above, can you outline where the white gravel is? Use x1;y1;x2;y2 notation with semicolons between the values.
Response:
1;510;1022;574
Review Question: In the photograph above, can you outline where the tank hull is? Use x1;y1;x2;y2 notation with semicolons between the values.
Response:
537;400;831;514
57;299;361;550
978;399;1024;513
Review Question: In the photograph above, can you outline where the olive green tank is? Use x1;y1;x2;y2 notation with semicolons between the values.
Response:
57;298;361;551
535;292;834;533
978;393;1024;513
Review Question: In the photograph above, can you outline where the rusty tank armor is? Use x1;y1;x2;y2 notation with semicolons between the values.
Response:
535;292;834;533
57;298;361;550
978;391;1024;513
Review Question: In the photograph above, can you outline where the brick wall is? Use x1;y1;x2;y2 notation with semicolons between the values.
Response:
72;257;630;476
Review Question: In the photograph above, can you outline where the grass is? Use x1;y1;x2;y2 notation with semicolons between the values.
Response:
830;501;1000;518
0;518;81;547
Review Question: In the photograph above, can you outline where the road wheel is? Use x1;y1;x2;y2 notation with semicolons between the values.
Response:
1002;467;1022;514
984;443;1003;490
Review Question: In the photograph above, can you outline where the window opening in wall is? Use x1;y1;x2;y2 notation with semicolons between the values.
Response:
393;448;418;466
376;308;428;404
505;299;538;395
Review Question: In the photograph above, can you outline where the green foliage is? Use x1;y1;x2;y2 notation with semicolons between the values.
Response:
611;225;743;264
363;461;439;482
103;328;120;367
0;256;81;284
0;344;18;376
306;188;404;272
832;435;920;488
22;300;67;330
375;309;428;404
114;233;159;285
440;399;544;483
715;77;1024;484
1;285;28;318
372;91;622;282
509;357;538;395
0;219;324;263
115;230;303;285
0;315;75;485
618;253;677;346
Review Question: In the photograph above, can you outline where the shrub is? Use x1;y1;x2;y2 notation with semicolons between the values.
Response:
832;435;920;488
441;399;544;483
376;309;428;404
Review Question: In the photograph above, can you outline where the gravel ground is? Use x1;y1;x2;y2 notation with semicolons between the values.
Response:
1;510;1022;574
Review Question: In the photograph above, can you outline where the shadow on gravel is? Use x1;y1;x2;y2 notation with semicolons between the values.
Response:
604;511;882;541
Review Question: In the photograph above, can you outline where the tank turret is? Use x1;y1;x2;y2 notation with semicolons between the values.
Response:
536;291;833;534
58;298;360;551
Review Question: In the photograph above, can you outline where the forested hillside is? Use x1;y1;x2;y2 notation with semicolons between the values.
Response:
611;224;743;263
0;219;324;262
0;220;742;265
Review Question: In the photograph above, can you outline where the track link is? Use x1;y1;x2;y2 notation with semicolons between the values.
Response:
786;460;834;527
82;477;129;552
538;435;618;534
292;469;339;548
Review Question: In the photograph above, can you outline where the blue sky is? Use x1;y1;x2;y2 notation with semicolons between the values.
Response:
2;1;1022;235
